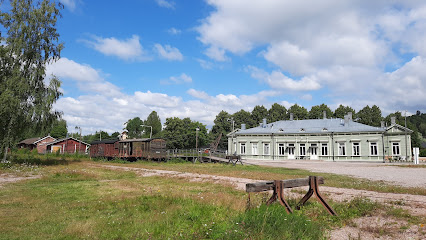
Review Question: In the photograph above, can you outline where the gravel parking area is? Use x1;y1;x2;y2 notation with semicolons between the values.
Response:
244;159;426;188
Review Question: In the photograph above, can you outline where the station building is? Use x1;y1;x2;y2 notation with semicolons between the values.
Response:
227;114;412;162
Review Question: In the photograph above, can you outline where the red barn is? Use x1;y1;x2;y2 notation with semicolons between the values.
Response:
17;136;56;154
46;137;90;154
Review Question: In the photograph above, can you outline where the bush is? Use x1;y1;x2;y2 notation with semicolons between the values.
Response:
420;148;426;157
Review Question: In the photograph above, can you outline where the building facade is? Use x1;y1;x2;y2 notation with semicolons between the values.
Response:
17;136;56;153
228;116;412;162
46;137;90;154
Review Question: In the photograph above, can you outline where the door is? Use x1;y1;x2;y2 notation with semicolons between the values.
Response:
310;143;318;160
287;143;295;159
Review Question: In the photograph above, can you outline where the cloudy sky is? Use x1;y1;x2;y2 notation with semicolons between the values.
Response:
4;0;426;134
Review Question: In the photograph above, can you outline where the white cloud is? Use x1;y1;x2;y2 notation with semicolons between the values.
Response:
300;94;312;101
154;44;183;61
59;0;78;12
155;0;175;9
82;35;148;61
167;27;181;35
204;46;229;62
161;73;192;85
187;89;210;100
247;66;321;91
46;58;121;97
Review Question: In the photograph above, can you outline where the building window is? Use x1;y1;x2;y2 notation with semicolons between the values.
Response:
299;143;306;156
240;143;246;155
370;142;378;156
311;143;318;155
392;142;400;156
252;143;258;155
321;143;328;156
288;143;295;155
278;144;285;155
338;142;346;156
264;143;270;155
352;142;360;156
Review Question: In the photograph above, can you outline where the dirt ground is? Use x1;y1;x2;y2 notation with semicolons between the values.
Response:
1;163;425;239
244;159;426;188
94;164;426;240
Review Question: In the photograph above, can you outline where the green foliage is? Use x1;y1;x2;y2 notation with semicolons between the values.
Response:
144;111;162;138
309;103;333;119
233;109;253;129
288;104;308;120
110;131;120;139
50;119;67;139
0;0;64;160
267;103;287;122
251;105;268;126
420;148;426;157
356;105;382;127
210;111;232;150
163;117;208;149
334;104;355;119
124;117;144;138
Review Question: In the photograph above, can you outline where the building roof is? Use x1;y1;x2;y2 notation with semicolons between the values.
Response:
33;135;56;144
91;139;119;144
46;137;90;146
18;137;41;145
119;138;152;143
234;118;385;135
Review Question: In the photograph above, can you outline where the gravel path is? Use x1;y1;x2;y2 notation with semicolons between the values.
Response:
244;159;426;188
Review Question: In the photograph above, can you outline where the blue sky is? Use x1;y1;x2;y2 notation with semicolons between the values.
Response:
3;0;426;134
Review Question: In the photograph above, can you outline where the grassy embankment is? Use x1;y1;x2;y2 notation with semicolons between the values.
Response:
0;155;424;239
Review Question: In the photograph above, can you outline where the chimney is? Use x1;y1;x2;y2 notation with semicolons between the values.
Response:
290;113;294;121
344;115;349;126
262;118;267;128
391;116;396;125
323;110;327;119
241;124;246;130
381;121;385;128
348;112;353;121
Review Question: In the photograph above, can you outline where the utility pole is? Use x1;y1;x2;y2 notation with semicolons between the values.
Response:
196;127;199;153
75;126;81;153
405;110;408;160
227;117;235;132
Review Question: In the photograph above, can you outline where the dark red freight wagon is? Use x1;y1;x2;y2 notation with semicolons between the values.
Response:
89;139;119;159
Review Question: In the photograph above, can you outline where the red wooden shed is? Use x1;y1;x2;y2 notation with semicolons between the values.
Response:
46;137;90;154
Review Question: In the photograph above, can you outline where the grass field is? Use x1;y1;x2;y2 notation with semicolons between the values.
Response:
1;156;424;239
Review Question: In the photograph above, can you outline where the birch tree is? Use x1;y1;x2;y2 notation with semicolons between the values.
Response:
0;0;64;160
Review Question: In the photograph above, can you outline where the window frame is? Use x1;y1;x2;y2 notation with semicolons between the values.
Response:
352;142;360;156
370;142;378;156
278;143;285;156
392;142;400;156
321;143;328;156
252;143;258;155
338;142;346;156
264;143;270;155
240;143;246;155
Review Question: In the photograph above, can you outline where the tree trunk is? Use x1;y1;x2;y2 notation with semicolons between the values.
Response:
2;117;14;162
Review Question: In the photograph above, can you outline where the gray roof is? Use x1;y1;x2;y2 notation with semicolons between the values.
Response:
235;118;385;135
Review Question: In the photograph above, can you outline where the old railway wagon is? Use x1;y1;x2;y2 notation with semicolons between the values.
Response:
90;139;119;158
90;138;167;160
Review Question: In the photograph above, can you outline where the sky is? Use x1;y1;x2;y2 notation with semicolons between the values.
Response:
3;0;426;134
